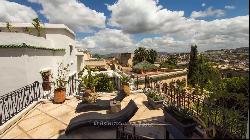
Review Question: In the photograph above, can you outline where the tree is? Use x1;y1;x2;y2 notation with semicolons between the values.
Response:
133;47;158;65
6;22;12;32
133;47;148;65
204;77;249;138
197;54;221;94
187;45;199;86
160;55;177;69
147;49;158;64
92;53;102;59
132;60;157;73
32;18;43;36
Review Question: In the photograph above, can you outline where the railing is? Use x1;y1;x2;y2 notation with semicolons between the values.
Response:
66;73;78;96
0;74;80;126
162;82;247;139
116;125;159;139
0;81;43;125
116;124;184;139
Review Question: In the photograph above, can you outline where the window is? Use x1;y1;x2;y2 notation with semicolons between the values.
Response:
69;45;73;55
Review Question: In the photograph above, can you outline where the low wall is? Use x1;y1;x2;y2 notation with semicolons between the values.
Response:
135;71;187;89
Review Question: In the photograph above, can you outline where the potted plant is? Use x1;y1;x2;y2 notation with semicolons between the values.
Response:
54;62;70;103
163;104;197;137
146;89;164;109
40;70;53;91
32;17;43;37
80;67;99;103
120;74;131;96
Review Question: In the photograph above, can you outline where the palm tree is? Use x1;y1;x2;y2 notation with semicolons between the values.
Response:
133;47;148;65
147;49;158;64
6;22;12;32
32;18;43;36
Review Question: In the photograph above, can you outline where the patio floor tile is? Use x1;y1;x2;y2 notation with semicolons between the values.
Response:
37;102;62;112
18;112;54;131
27;119;67;139
56;111;78;125
22;109;43;120
13;132;32;139
1;126;24;139
45;104;74;117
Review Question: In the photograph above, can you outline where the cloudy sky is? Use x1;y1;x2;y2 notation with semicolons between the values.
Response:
0;0;249;54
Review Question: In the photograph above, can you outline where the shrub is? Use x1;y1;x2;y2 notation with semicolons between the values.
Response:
95;73;115;92
146;89;163;101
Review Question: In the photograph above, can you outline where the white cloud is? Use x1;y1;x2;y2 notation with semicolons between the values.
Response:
225;5;236;10
78;15;249;54
77;28;135;54
107;0;191;34
137;16;249;52
202;3;206;7
0;0;38;23
84;0;249;53
28;0;106;32
137;36;188;52
190;7;225;19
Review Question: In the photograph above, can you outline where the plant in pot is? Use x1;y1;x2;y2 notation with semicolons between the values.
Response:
120;74;131;96
146;89;164;109
54;62;70;103
163;104;197;137
40;70;53;91
81;67;99;103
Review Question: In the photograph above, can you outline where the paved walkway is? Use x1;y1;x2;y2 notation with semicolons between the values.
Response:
0;93;165;139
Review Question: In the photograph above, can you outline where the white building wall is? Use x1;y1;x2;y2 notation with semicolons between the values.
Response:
46;29;77;75
0;32;52;48
0;48;64;95
0;27;78;96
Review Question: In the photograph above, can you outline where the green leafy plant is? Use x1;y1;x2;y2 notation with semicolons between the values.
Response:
32;17;43;37
120;74;131;86
146;89;163;101
152;94;163;101
132;60;157;73
81;66;99;92
94;73;115;92
132;47;158;65
160;55;178;69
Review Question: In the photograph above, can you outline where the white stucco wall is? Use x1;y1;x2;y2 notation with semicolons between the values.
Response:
0;48;65;95
45;29;77;75
0;32;52;48
0;26;78;96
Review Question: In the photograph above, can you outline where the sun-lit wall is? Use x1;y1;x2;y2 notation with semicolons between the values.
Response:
0;25;78;96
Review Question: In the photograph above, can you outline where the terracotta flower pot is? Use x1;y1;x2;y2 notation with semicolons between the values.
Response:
54;88;66;103
122;85;131;96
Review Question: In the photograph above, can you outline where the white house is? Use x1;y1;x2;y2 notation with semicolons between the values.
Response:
0;23;83;96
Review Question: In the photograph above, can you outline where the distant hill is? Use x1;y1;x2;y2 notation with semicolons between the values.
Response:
158;52;170;56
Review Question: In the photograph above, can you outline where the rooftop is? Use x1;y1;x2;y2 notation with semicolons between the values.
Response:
0;22;75;37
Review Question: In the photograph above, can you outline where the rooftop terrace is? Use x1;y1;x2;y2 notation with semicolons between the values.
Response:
0;93;168;139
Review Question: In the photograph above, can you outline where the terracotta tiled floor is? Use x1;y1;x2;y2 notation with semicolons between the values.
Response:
0;93;166;139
